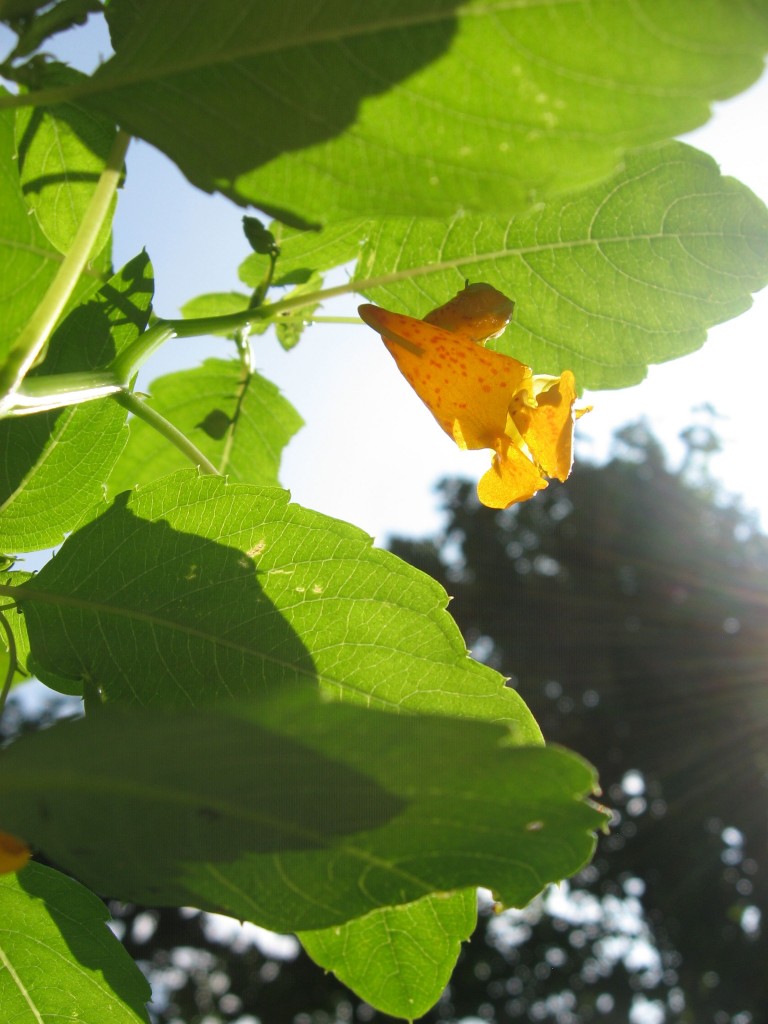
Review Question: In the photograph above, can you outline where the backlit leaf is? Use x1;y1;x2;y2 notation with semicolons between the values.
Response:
106;358;303;493
0;863;151;1023
0;700;606;930
180;291;250;323
13;472;541;736
57;1;768;223
0;569;33;687
0;102;109;366
0;253;153;552
15;63;116;256
355;143;768;389
239;220;372;287
300;889;477;1019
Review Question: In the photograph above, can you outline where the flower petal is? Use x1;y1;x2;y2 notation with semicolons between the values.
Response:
0;829;31;874
423;282;514;342
359;289;589;513
478;440;548;509
359;303;529;450
511;370;579;481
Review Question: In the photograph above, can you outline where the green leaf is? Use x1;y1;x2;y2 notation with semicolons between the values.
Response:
0;700;607;931
65;1;768;223
242;215;278;256
239;220;372;287
356;142;768;389
0;569;33;685
106;358;303;493
0;102;109;365
12;472;541;734
0;647;28;690
300;889;477;1019
15;63;117;256
0;862;151;1023
0;252;153;553
180;290;251;326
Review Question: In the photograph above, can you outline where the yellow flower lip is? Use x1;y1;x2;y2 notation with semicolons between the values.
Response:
360;283;588;509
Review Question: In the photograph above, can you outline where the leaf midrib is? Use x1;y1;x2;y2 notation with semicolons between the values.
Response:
0;407;77;518
0;580;473;706
0;2;473;110
0;942;45;1024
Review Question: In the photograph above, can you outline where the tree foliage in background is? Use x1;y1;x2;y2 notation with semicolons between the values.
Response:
392;420;768;1023
0;3;767;1021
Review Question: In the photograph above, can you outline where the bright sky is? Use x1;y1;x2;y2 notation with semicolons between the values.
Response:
12;21;768;545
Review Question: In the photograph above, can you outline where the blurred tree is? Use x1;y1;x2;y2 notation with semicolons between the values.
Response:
389;418;768;1024
4;419;766;1023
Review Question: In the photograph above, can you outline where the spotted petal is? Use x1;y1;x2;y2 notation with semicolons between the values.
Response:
358;303;529;450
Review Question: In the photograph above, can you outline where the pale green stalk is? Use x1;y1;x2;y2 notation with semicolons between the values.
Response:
114;392;221;476
0;129;131;413
4;370;123;416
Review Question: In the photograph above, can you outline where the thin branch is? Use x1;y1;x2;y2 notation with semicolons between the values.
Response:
114;392;221;477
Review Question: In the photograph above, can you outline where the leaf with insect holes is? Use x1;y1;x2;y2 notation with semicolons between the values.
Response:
72;1;768;223
15;472;542;735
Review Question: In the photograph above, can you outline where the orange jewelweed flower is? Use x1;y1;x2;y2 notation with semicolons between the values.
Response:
359;283;589;509
0;829;31;874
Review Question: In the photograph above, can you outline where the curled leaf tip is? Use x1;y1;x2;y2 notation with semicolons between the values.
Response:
359;282;589;509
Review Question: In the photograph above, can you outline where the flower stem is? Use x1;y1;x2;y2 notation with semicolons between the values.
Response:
114;391;221;477
294;316;363;324
113;259;439;383
0;129;131;412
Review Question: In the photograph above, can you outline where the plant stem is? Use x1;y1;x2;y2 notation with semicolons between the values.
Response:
161;266;435;333
113;262;440;383
111;321;177;384
3;370;123;417
114;392;221;477
0;129;130;413
294;316;363;324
